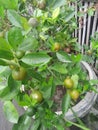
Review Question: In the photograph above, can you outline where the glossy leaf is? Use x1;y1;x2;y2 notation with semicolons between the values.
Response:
12;115;31;130
0;0;18;9
30;119;40;130
0;66;11;77
0;38;13;60
71;54;82;63
0;58;9;66
3;101;19;123
0;77;7;91
0;38;12;51
62;91;71;115
71;74;79;88
18;37;38;51
89;79;98;85
56;51;71;63
0;75;21;100
65;12;75;22
55;124;65;130
21;52;51;66
50;62;68;74
0;50;13;60
47;0;66;9
0;6;5;19
52;7;60;19
16;93;31;106
7;10;22;28
87;8;95;16
20;16;30;30
8;27;23;49
41;77;53;99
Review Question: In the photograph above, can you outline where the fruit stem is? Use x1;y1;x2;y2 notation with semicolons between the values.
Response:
0;58;20;68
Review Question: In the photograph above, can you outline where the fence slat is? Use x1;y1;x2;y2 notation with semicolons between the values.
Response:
75;2;78;38
91;10;98;37
86;3;93;45
82;3;88;53
78;7;82;45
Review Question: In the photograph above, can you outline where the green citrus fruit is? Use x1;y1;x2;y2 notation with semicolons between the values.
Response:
64;77;74;89
16;50;25;59
12;67;27;80
30;90;43;103
70;89;80;101
54;42;60;51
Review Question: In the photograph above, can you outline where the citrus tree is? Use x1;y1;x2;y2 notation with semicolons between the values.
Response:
0;0;97;130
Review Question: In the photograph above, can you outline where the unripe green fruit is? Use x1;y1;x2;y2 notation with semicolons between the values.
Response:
54;42;60;51
9;59;17;70
16;50;25;59
64;78;74;89
9;65;16;70
12;67;27;80
70;89;80;101
86;50;92;55
28;18;38;27
30;90;43;103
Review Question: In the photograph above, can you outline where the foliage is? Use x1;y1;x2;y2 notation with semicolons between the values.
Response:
0;0;97;130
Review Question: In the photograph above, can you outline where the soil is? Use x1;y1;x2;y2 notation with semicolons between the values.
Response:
53;85;66;111
52;85;82;112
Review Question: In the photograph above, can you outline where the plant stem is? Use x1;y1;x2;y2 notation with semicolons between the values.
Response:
0;58;20;67
65;119;90;130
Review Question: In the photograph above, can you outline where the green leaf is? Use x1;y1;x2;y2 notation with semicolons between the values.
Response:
41;77;53;99
89;79;98;85
18;37;38;51
65;11;75;22
47;0;66;9
62;91;71;115
55;124;65;130
3;101;19;123
0;66;11;77
71;74;79;88
87;8;95;16
12;115;31;130
0;38;12;51
7;10;22;28
21;52;51;66
0;38;13;60
71;54;82;62
50;62;68;74
8;27;23;49
20;16;30;30
52;7;60;19
26;69;43;81
78;11;85;17
30;119;40;130
0;50;13;60
0;59;8;66
15;93;31;106
0;75;21;100
0;6;5;19
91;40;98;49
56;51;71;63
0;0;18;9
0;76;7;91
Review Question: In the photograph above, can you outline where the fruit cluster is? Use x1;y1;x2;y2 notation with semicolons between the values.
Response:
64;77;80;101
